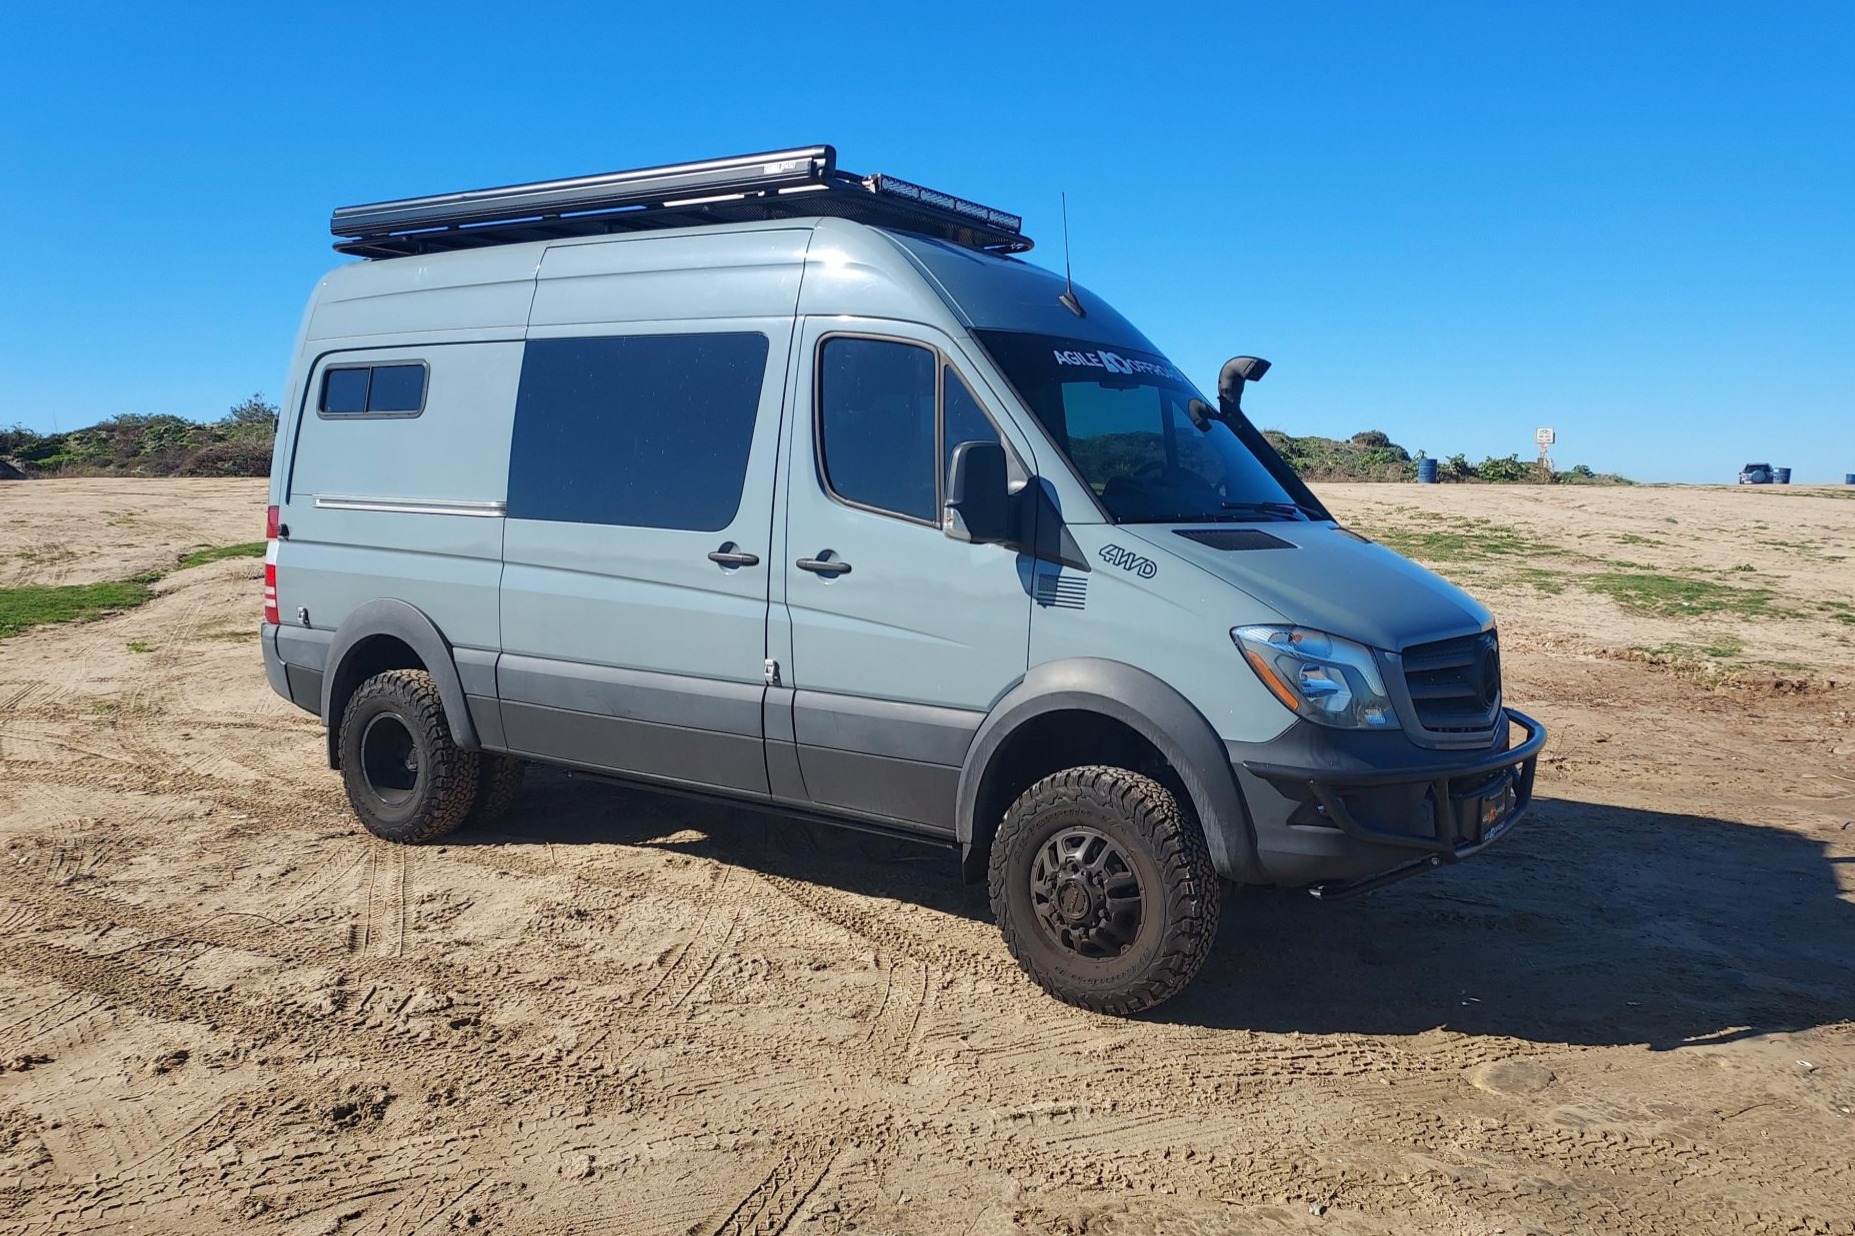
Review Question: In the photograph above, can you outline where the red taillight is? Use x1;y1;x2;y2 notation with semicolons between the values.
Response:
263;505;281;625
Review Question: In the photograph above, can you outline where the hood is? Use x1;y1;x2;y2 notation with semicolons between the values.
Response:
1122;522;1492;652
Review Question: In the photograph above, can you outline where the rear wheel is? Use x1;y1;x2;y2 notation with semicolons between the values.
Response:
465;754;526;827
339;669;479;844
989;766;1221;1015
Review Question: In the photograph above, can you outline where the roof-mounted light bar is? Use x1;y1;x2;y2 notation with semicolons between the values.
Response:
329;145;1031;259
865;174;1022;234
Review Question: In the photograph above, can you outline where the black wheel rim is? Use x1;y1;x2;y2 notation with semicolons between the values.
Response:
1029;824;1144;959
359;713;420;807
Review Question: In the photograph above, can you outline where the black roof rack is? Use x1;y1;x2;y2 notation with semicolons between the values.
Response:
330;145;1032;260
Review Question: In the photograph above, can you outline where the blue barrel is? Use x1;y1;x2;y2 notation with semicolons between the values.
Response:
1846;473;1855;485
1775;467;1791;484
1417;458;1439;483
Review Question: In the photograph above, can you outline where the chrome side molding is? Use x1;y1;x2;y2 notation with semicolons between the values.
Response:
313;495;507;517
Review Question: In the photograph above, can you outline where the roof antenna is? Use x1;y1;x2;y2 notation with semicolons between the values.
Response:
1059;192;1085;318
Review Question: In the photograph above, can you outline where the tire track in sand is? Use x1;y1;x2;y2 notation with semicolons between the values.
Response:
348;843;409;958
700;1142;839;1236
628;865;737;1015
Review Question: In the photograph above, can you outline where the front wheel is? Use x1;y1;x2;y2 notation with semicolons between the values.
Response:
989;766;1221;1015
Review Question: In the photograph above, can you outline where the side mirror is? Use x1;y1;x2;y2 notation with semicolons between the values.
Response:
944;440;1011;544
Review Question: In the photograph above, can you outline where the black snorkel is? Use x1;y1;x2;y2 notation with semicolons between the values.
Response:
1209;355;1334;522
1217;355;1272;420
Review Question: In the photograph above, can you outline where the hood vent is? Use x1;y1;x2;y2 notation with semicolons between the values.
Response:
1174;528;1294;551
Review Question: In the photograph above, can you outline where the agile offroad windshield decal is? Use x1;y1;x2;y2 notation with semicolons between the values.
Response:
1051;348;1181;383
1099;544;1158;579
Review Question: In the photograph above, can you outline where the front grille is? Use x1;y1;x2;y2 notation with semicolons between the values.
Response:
1400;631;1502;733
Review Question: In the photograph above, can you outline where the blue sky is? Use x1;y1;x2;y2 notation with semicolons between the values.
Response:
2;1;1849;482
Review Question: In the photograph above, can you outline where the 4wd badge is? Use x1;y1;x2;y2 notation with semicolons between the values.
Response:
1099;544;1158;579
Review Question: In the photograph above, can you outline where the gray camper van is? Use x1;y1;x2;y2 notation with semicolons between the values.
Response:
265;146;1544;1013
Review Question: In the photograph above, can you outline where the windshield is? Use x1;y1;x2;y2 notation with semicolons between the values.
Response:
975;330;1303;523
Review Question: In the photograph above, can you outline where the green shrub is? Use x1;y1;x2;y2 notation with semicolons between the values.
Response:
1263;429;1418;482
0;396;278;478
1476;454;1530;483
187;435;274;476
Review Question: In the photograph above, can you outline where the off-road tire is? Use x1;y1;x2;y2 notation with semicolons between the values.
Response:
989;765;1221;1015
464;754;526;827
338;669;479;844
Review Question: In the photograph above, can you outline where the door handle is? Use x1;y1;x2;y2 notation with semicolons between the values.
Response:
707;543;760;568
795;552;852;577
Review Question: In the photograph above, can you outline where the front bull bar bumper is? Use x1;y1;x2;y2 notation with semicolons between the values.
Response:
1241;709;1546;901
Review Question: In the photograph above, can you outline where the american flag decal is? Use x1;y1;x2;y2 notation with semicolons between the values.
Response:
1034;574;1088;610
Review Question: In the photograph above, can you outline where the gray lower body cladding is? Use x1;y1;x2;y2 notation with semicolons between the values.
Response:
266;621;1544;897
263;622;324;715
1226;710;1545;890
269;627;974;836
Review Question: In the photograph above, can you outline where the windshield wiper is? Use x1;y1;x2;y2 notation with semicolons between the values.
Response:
1119;501;1322;525
1218;501;1309;520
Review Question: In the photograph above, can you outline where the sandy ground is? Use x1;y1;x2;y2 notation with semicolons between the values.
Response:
1323;482;1855;680
0;479;265;587
0;478;1851;1236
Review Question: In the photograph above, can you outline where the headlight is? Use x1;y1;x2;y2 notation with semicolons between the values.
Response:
1231;625;1400;730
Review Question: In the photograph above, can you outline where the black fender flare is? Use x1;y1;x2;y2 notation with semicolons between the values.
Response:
320;599;479;767
955;658;1261;883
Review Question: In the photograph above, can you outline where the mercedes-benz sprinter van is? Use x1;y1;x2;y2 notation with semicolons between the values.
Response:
264;146;1544;1014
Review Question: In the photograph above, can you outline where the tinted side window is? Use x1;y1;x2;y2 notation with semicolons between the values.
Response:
319;363;427;417
321;368;369;414
941;366;1000;488
367;364;426;413
508;333;769;531
818;338;937;522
